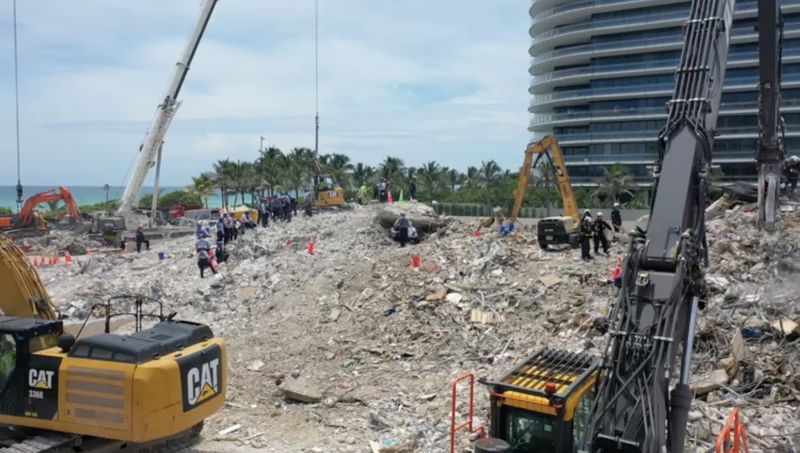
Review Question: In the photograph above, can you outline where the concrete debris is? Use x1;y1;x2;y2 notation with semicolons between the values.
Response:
690;369;729;396
280;376;323;403
24;200;800;451
538;274;562;288
246;360;264;372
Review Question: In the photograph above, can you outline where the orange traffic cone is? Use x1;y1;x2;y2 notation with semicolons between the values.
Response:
286;239;293;246
387;191;394;204
32;258;38;268
307;237;315;255
38;257;46;267
473;230;482;238
65;252;73;264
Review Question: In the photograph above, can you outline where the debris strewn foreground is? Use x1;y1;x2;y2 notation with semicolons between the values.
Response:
32;202;800;452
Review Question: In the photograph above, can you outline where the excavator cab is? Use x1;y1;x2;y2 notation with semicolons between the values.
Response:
481;349;598;453
313;174;345;208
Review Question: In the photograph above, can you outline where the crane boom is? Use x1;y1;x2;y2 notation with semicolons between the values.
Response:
756;0;784;231
117;0;218;221
581;0;735;451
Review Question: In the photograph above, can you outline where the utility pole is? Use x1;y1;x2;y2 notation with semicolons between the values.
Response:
104;184;110;209
260;135;265;153
314;0;319;159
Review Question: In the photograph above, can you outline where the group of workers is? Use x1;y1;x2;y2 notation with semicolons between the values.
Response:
258;193;298;225
579;202;623;261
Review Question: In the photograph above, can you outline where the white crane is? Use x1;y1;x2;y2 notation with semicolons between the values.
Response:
117;0;219;225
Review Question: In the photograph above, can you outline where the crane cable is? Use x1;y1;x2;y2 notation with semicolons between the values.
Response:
314;0;319;158
12;0;23;212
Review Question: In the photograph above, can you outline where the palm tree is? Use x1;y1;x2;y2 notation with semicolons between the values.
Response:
417;161;443;199
465;166;480;188
379;156;406;193
213;159;235;208
533;160;559;215
477;160;502;204
351;163;375;187
190;173;215;208
324;153;354;191
593;165;635;204
443;167;463;192
257;146;284;197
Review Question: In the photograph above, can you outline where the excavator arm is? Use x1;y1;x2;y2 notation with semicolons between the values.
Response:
581;1;735;451
756;0;784;231
510;135;579;223
0;235;59;319
17;187;81;226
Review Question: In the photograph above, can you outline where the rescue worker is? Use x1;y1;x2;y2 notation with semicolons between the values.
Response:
215;238;228;264
223;212;234;244
290;194;298;216
394;212;410;247
260;198;270;227
195;221;204;239
216;215;225;243
593;212;612;255
304;192;314;217
611;202;622;233
282;193;292;222
580;212;593;261
271;196;284;222
409;176;417;201
786;155;800;193
358;184;369;205
135;226;149;253
196;234;216;278
378;178;388;203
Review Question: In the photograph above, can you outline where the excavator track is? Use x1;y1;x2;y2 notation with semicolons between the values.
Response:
0;423;203;453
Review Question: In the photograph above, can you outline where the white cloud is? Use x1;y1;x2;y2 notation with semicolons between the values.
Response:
0;0;531;186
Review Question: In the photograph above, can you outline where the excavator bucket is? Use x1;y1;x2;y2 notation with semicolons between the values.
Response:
0;235;59;319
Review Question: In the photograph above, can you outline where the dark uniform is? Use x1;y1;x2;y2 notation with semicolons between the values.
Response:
135;227;149;253
593;215;612;255
611;207;622;233
786;157;799;193
580;216;593;260
394;214;410;247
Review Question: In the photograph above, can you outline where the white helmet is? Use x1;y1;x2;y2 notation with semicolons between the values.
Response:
597;212;603;217
613;202;620;207
791;155;799;163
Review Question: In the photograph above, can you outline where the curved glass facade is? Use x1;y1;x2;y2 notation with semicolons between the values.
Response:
529;0;800;185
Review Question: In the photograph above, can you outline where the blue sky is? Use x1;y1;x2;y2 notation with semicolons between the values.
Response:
0;1;531;186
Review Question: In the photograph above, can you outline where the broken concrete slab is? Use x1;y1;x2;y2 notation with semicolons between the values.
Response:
690;369;729;396
280;376;323;403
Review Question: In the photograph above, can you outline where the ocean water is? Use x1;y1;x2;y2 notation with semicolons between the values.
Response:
0;185;226;210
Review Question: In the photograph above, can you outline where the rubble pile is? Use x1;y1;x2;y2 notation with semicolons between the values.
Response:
28;202;799;452
16;230;101;256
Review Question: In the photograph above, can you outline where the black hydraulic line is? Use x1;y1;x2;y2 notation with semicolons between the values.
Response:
580;0;735;451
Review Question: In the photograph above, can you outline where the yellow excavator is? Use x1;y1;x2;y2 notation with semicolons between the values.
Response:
0;234;227;450
312;160;346;208
509;135;580;249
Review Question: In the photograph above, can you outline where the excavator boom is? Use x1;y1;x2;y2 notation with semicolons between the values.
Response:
3;186;82;230
582;1;735;451
757;0;784;231
0;235;59;319
510;135;578;224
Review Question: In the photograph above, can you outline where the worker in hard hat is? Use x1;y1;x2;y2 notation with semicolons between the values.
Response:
786;155;800;194
593;212;612;255
580;211;593;261
611;202;622;233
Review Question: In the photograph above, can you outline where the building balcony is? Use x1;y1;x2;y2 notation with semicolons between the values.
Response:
530;47;800;93
530;22;800;74
529;1;763;55
554;126;800;146
563;148;758;166
531;0;687;34
529;74;800;111
529;101;800;129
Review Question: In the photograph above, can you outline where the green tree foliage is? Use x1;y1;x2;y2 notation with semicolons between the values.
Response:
0;207;13;215
139;190;201;210
193;143;648;211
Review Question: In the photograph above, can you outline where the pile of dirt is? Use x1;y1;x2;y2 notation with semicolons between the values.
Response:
30;201;799;452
